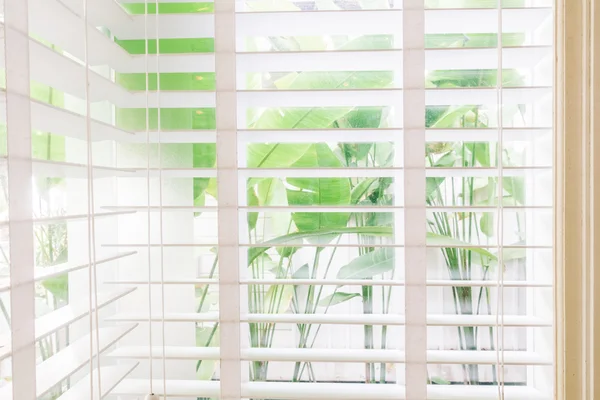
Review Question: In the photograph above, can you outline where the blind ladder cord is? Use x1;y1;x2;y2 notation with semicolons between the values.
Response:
83;0;103;396
156;0;169;395
145;0;168;396
495;2;506;399
144;0;156;398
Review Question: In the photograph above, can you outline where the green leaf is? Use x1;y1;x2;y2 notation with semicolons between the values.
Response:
503;176;525;205
337;248;395;279
205;177;218;199
426;150;459;199
430;376;451;385
247;186;259;231
294;36;329;51
434;151;459;167
254;178;291;237
248;226;394;265
249;107;353;130
276;244;301;258
248;228;493;267
193;143;216;168
317;292;361;307
489;247;526;267
464;142;491;168
430;105;476;129
287;144;351;241
374;142;394;167
252;253;283;277
480;212;494;237
292;264;310;279
426;69;523;89
41;275;68;303
116;38;214;55
121;2;214;14
350;178;379;205
274;72;300;89
427;232;497;260
426;177;445;200
256;178;287;206
265;285;294;313
247;143;311;168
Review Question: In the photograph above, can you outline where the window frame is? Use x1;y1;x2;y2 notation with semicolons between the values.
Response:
556;0;600;398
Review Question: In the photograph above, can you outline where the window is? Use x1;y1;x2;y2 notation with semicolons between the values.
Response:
0;0;579;399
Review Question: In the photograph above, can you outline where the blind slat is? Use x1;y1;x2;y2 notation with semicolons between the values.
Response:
0;94;135;141
0;211;135;227
0;325;136;399
235;8;551;36
28;0;128;67
0;288;136;362
236;128;551;143
237;46;551;73
119;130;216;143
55;364;140;400
104;278;552;288
111;379;550;399
108;346;551;365
236;87;550;108
0;252;137;293
104;243;550;249
107;312;552;327
102;205;551;212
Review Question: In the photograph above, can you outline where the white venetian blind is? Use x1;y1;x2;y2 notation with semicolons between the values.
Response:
0;0;553;399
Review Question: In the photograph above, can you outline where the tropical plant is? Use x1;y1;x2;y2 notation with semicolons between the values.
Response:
114;0;533;391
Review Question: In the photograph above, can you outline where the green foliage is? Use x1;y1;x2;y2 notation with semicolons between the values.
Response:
114;4;533;386
121;2;214;14
247;107;352;130
336;248;395;280
116;73;215;91
317;292;361;307
41;276;68;305
287;144;351;240
115;38;213;54
247;144;310;168
116;108;216;130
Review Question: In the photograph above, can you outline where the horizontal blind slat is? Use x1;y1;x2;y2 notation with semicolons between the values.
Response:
0;211;136;226
110;379;550;399
0;325;136;398
104;278;551;288
235;8;551;36
55;364;140;400
0;252;136;292
114;127;551;144
28;0;129;68
236;47;551;73
236;87;550;108
101;205;551;213
0;93;135;141
0;288;135;361
104;243;550;249
236;128;551;142
107;312;552;327
108;346;552;365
